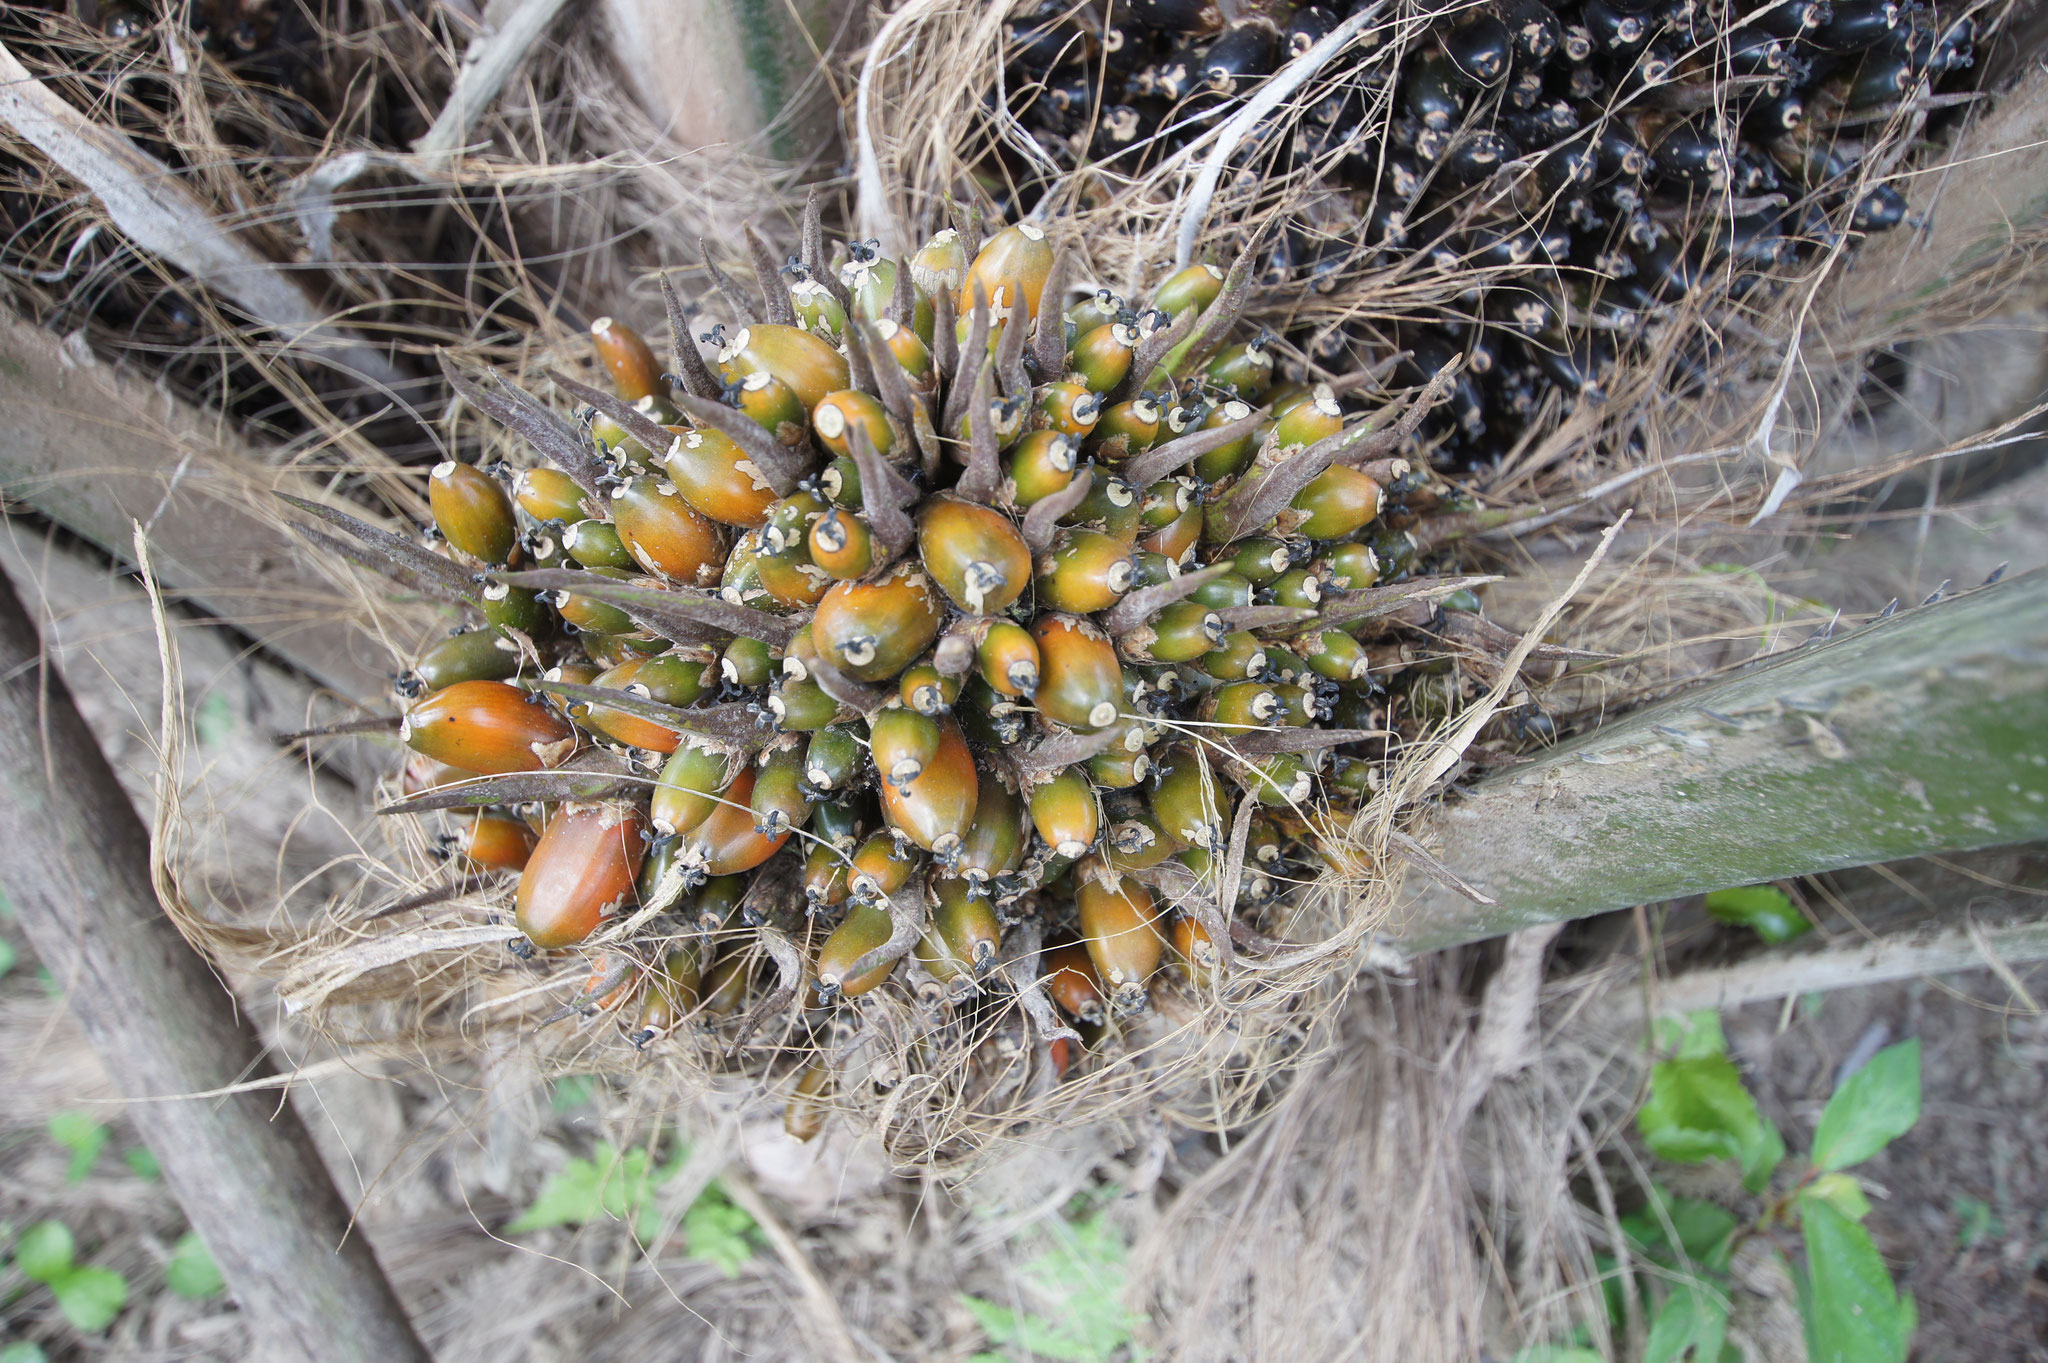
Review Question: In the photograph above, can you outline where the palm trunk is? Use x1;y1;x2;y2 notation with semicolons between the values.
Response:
1395;568;2048;950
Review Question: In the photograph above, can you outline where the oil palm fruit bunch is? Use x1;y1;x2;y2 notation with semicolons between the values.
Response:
301;194;1500;1137
990;0;1983;466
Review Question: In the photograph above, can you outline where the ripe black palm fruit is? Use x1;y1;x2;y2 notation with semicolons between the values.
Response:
318;196;1504;1133
986;0;1987;468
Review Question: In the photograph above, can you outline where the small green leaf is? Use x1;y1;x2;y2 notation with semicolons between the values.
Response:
1594;1251;1632;1329
14;1221;75;1282
1637;1056;1784;1190
165;1232;225;1299
1703;885;1810;944
0;1342;49;1363
958;1212;1141;1363
506;1154;609;1233
1951;1195;2000;1248
47;1112;109;1185
551;1074;599;1110
1802;1174;1872;1222
124;1147;161;1180
1621;1190;1739;1272
194;693;238;748
51;1265;127;1332
0;934;16;979
682;1182;758;1278
1811;1040;1920;1172
1651;1011;1727;1061
1802;1198;1914;1363
507;1143;673;1238
1645;1277;1729;1363
961;1294;1107;1363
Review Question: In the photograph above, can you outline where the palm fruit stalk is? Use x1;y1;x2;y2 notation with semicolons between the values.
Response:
299;192;1542;1137
989;0;1990;469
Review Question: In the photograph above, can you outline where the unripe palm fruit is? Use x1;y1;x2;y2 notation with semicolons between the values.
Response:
919;497;1032;614
810;563;946;681
430;461;518;566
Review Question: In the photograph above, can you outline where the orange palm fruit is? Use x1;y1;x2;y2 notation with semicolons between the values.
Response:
870;318;935;384
1075;865;1163;1010
590;315;663;402
1035;381;1103;439
1034;530;1136;614
449;810;538;872
879;716;979;857
514;803;648;949
899;660;960;716
717;323;850;409
754;541;831;609
662;427;779;528
513;466;588;523
974;619;1041;698
1069;321;1138;394
1089;397;1160;462
812;389;898;461
849;830;922;904
1042;941;1108;1025
957;222;1055;326
810;563;945;682
404;680;576;774
610;477;727;585
1031;614;1123;731
1005;430;1081;508
677;765;790;877
1171;914;1221;989
809;509;877;580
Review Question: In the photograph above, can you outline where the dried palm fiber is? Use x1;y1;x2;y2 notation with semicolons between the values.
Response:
0;0;830;724
1127;935;1630;1362
0;0;811;478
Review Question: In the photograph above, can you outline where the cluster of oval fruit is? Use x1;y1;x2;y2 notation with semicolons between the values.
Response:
359;202;1472;1134
989;0;1977;464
